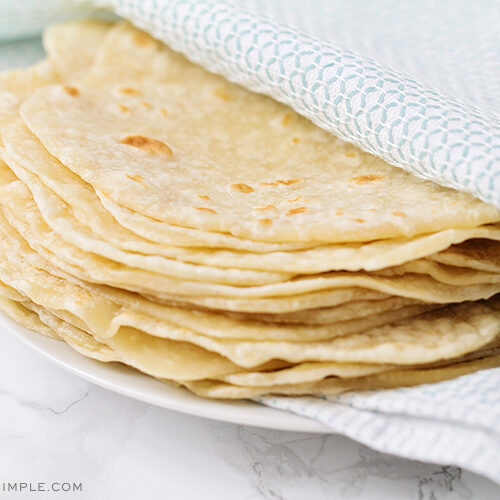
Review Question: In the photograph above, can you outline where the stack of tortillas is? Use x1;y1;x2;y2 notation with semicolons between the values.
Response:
0;20;499;398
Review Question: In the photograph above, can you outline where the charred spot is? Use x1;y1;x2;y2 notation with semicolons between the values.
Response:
260;179;302;187
194;207;217;214
258;218;272;226
286;207;308;216
214;87;234;101
62;86;79;97
231;183;254;193
255;205;277;211
349;174;384;185
119;87;142;95
133;31;156;48
125;173;148;187
120;135;173;156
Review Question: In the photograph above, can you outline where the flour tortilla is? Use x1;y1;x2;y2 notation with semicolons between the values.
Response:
27;299;250;376
5;122;500;276
110;298;500;367
9;296;408;384
0;206;399;320
2;174;500;304
375;260;500;286
0;212;392;314
3;28;312;255
0;173;293;287
0;60;58;134
218;340;500;387
225;297;423;325
4;145;500;289
2;286;499;396
1;238;499;373
0;219;439;343
43;19;113;80
3;187;500;303
1;121;312;254
0;18;112;134
1;226;498;368
0;291;390;388
0;294;60;340
0;23;313;269
0;265;250;380
429;239;500;273
2;123;500;284
24;299;118;362
0;279;24;301
183;354;500;398
20;22;500;244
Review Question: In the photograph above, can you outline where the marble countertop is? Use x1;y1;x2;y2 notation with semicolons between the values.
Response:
1;329;498;500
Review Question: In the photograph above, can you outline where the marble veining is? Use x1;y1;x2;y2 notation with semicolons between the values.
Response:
0;330;498;499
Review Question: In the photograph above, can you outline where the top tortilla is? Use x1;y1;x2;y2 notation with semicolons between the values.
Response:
19;22;500;244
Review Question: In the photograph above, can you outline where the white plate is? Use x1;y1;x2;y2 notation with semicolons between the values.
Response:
0;312;329;433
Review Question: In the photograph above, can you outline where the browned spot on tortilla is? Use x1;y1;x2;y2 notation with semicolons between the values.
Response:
141;101;152;108
126;173;149;187
133;31;156;47
281;113;291;126
336;208;344;216
198;194;211;201
255;205;277;211
214;87;234;101
126;174;145;181
120;135;173;156
160;107;168;118
62;86;79;97
352;218;366;223
287;196;302;202
119;104;130;113
368;208;377;212
286;207;307;216
119;87;142;95
194;207;217;214
258;218;272;226
345;151;357;158
393;211;406;217
260;179;302;187
279;179;302;186
292;137;300;143
231;183;254;193
349;174;384;185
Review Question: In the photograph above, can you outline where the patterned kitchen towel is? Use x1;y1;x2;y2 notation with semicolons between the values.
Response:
260;368;500;484
1;0;499;484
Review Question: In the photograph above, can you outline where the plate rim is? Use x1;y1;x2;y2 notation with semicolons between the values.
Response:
0;312;330;433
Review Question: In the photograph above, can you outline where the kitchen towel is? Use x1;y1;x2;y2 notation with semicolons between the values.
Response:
1;0;499;483
260;368;500;484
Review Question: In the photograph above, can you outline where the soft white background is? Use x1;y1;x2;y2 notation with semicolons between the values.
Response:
1;329;498;499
